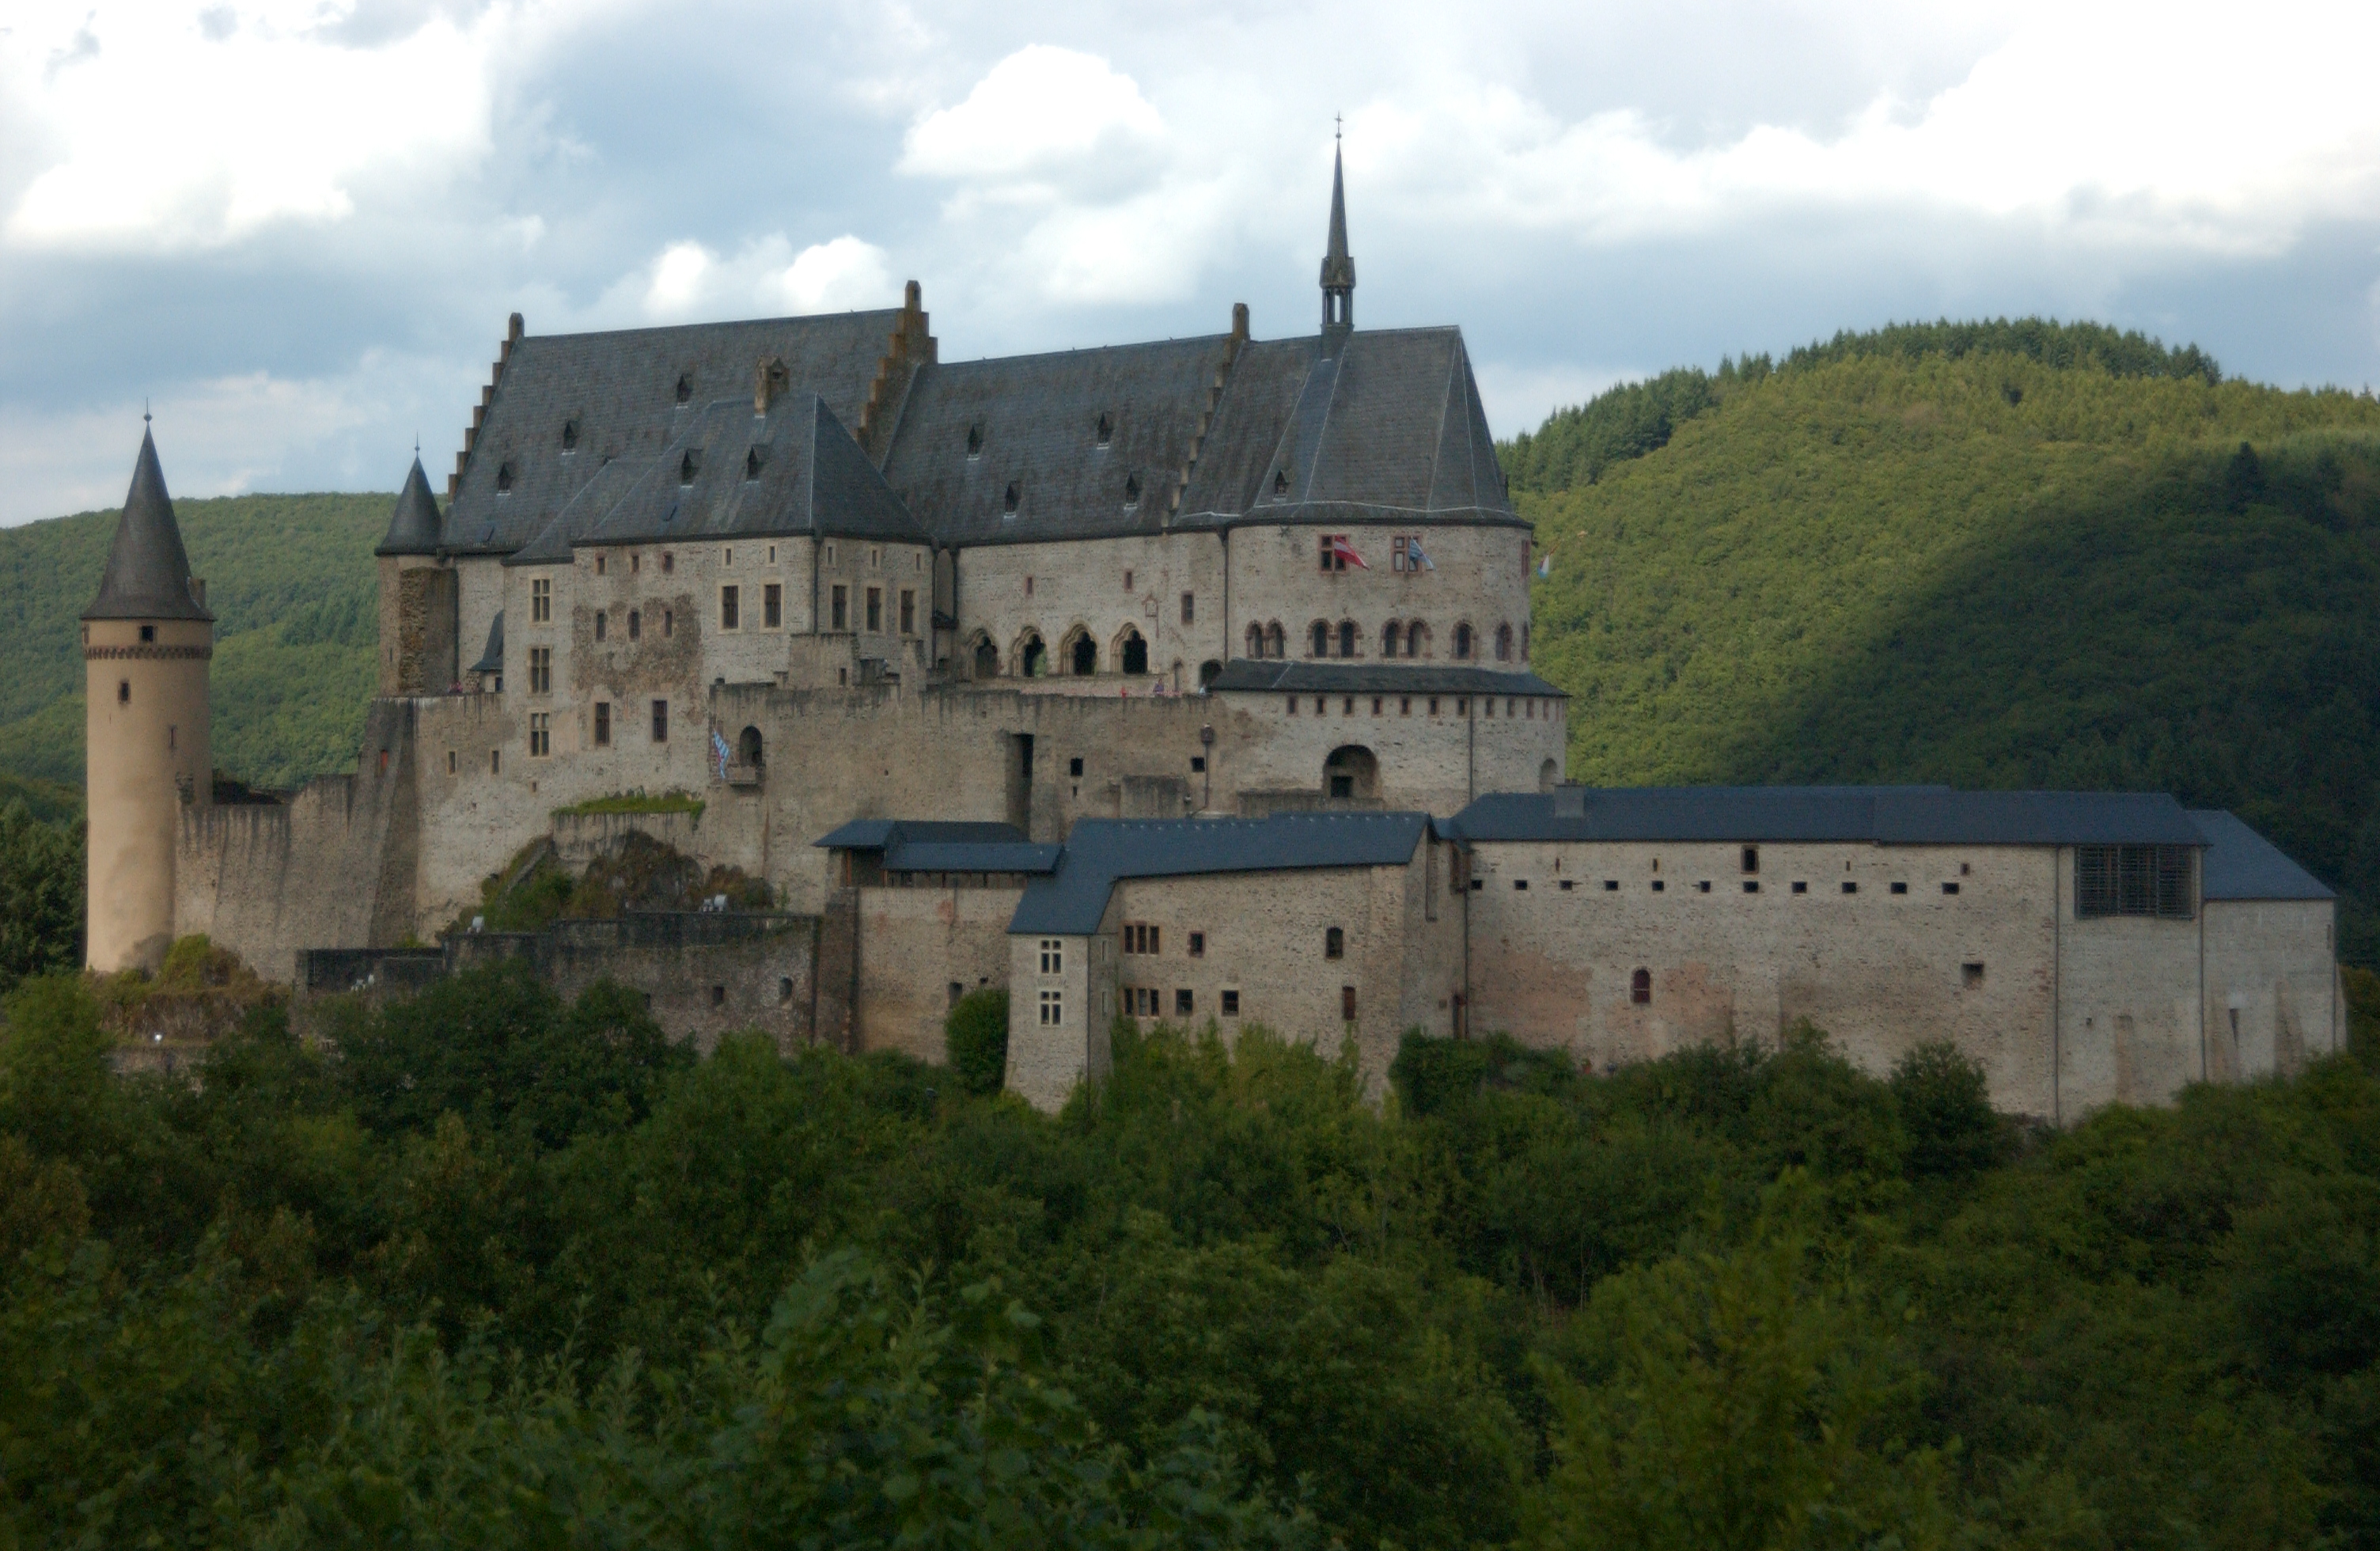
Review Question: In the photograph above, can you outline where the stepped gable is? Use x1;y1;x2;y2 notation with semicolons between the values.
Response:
85;427;212;622
571;392;927;551
1175;328;1517;527
881;334;1241;545
375;456;444;556
446;310;901;556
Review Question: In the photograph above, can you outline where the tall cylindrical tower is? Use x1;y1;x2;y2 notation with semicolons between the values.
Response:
81;427;212;972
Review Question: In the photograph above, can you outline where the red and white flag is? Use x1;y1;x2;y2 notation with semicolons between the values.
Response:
1328;534;1369;569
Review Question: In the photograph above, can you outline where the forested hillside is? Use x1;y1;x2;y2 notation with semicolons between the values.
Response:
0;492;384;791
1510;320;2380;960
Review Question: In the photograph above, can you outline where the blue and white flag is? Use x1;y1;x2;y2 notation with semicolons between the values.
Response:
711;729;732;779
1407;537;1437;571
1537;555;1552;579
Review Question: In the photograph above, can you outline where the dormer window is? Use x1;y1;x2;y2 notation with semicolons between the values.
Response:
966;423;983;457
561;419;580;451
1272;469;1288;495
745;446;766;480
1095;411;1113;446
675;373;694;404
679;450;700;485
495;461;515;494
1123;472;1141;506
1003;481;1020;514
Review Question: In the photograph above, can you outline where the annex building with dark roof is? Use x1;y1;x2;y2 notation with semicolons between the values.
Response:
86;152;2338;1119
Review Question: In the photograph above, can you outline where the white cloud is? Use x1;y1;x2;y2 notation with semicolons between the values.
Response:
622;233;898;324
900;44;1165;188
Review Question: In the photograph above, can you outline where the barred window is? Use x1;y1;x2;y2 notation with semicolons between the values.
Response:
2075;844;2195;920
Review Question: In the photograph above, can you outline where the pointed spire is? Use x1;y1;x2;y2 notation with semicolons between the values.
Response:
377;454;445;556
1320;133;1355;337
82;427;212;622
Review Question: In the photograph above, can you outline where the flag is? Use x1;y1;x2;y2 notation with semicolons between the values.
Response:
711;729;732;779
1537;555;1552;579
1328;534;1369;569
1407;537;1436;571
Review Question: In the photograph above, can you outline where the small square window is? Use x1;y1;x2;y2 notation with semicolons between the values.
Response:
711;984;725;1007
1962;961;1985;988
139;624;155;643
1603;879;1618;891
1471;879;1484;892
1514;879;1529;891
1190;756;1206;772
1697;880;1711;893
1070;757;1085;776
1890;881;1909;896
1221;989;1240;1016
661;552;674;574
1559;879;1575;891
1942;882;1961;895
1175;988;1194;1016
1791;880;1807;894
1842;881;1859;894
1652;880;1666;893
1743;880;1759;893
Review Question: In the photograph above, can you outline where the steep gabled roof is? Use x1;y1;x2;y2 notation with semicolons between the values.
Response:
2191;810;2336;900
84;428;212;622
1445;787;2211;847
446;311;901;556
376;457;444;556
882;336;1240;545
569;392;924;552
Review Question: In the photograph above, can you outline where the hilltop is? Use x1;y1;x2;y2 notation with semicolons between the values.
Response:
0;491;385;791
1510;319;2380;960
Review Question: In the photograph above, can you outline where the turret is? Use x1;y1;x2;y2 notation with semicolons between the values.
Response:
1321;140;1355;341
375;455;457;694
81;425;212;971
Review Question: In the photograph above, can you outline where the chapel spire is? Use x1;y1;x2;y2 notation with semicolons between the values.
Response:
1320;131;1355;339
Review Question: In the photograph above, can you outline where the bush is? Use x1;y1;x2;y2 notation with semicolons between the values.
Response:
1890;1041;2007;1180
946;988;1009;1095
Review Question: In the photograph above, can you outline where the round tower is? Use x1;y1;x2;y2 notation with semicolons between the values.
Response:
82;426;213;972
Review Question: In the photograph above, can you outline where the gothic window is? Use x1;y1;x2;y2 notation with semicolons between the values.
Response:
1381;620;1400;657
1246;624;1264;658
1406;621;1429;657
1265;622;1285;658
1337;620;1357;658
1453;622;1473;659
1310;621;1329;658
1631;969;1651;1004
1325;927;1344;960
1495;624;1514;661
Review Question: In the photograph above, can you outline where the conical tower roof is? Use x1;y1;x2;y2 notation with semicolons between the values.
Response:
1320;144;1355;291
82;427;212;622
377;456;444;556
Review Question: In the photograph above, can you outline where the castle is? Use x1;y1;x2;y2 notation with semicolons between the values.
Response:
82;155;2346;1117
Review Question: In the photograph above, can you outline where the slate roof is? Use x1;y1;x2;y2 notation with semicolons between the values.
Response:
377;457;444;556
469;610;503;675
445;311;902;555
814;819;1033;851
85;428;212;622
554;393;924;558
1446;787;2211;847
1208;661;1566;697
1010;812;1429;935
890;841;1063;874
2190;810;2336;901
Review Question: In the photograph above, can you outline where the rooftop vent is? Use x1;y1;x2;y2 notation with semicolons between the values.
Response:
966;423;983;457
495;460;515;494
561;418;579;451
1272;469;1288;495
1003;481;1019;514
680;449;700;485
1096;411;1113;446
745;445;767;480
1123;472;1141;506
675;373;694;404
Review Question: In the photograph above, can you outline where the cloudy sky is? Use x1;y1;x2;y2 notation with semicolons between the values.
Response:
6;0;2380;523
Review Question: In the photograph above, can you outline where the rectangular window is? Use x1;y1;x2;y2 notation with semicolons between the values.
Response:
866;587;882;632
1025;575;1034;596
1124;923;1160;954
826;543;836;565
1040;939;1063;974
528;647;551;694
1741;845;1760;873
721;586;740;630
447;750;457;775
1188;931;1205;957
900;590;915;634
1221;989;1240;1016
764;583;782;628
1325;926;1344;960
1340;985;1357;1022
832;585;847;630
529;711;550;757
491;749;499;774
2075;844;2195;920
651;700;668;743
595;555;606;576
1039;989;1063;1026
531;577;551;622
661;552;674;574
1181;592;1195;624
662;609;673;637
1176;989;1194;1016
593;702;610;746
631;552;640;574
1124;569;1134;591
722;547;733;567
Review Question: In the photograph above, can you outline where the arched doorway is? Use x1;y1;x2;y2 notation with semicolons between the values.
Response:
1069;631;1098;675
1323;745;1378;802
1019;632;1046;677
1118;627;1148;676
1539;759;1558;793
738;726;765;769
973;635;999;678
1199;659;1222;688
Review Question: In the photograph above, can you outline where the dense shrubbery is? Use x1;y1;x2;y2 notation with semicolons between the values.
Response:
4;966;2378;1546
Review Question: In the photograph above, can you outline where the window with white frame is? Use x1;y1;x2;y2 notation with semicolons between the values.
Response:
1039;939;1063;974
1038;989;1063;1026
